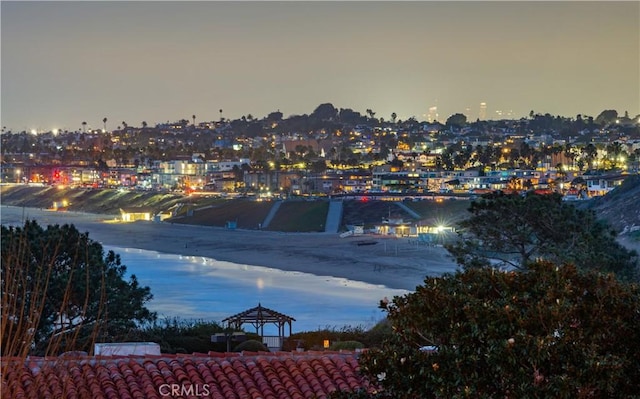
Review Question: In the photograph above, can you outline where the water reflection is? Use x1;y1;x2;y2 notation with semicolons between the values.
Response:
107;246;409;334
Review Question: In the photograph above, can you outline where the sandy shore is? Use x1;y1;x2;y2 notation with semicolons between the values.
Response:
1;206;459;291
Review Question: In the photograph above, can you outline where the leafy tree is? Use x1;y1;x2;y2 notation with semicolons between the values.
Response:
338;108;364;125
445;113;467;129
1;220;156;356
353;262;640;398
312;103;338;121
266;110;283;122
445;192;638;281
366;108;376;120
595;109;618;125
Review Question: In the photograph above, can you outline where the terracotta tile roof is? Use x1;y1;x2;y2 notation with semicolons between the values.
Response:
1;351;374;399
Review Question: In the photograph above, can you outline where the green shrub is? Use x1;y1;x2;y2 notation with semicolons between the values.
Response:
356;262;640;398
284;326;368;351
363;319;392;348
233;339;269;352
133;317;226;354
329;341;364;351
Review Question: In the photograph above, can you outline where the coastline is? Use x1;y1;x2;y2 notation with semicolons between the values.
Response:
0;206;459;291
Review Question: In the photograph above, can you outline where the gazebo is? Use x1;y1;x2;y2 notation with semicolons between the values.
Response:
222;303;296;351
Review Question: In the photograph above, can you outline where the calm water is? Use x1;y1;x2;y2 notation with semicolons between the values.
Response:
106;246;409;334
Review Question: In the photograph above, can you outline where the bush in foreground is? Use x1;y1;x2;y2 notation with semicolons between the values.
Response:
329;341;364;351
338;262;640;398
233;339;269;353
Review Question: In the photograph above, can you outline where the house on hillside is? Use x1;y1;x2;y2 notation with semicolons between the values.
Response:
584;173;627;197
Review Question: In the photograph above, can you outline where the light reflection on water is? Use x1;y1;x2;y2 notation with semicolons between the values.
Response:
106;246;409;334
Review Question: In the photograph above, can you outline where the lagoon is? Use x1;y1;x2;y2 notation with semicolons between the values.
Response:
107;246;409;335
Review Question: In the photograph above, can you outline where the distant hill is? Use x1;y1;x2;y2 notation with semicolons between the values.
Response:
585;175;640;236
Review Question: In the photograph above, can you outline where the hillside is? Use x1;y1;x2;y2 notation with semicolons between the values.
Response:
5;180;638;237
0;185;186;215
585;175;640;237
172;199;274;230
1;185;470;232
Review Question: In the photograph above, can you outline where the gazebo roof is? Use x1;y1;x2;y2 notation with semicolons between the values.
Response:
222;303;296;350
222;303;296;325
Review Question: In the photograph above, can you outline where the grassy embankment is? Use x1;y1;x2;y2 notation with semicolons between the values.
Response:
342;198;470;230
1;185;471;232
1;185;186;215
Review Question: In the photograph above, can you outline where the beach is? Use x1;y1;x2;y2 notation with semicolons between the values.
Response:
0;206;459;291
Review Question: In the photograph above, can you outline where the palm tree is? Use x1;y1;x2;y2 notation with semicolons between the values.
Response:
102;117;108;132
122;121;127;129
563;143;576;170
219;109;223;122
141;121;148;129
581;143;597;170
192;114;196;126
391;112;397;124
366;109;376;120
82;121;87;133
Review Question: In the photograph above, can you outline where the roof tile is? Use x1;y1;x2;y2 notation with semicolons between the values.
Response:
2;351;375;398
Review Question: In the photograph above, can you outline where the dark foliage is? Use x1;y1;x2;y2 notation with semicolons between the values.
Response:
446;192;639;281
1;220;156;356
352;262;640;398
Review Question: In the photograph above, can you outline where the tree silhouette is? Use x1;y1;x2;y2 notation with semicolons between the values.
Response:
446;192;638;280
102;117;108;132
312;103;338;121
366;108;376;120
1;221;156;356
355;262;640;398
445;113;467;129
81;121;87;133
595;109;618;125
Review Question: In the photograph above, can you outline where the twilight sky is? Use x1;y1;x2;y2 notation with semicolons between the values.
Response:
1;1;638;132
